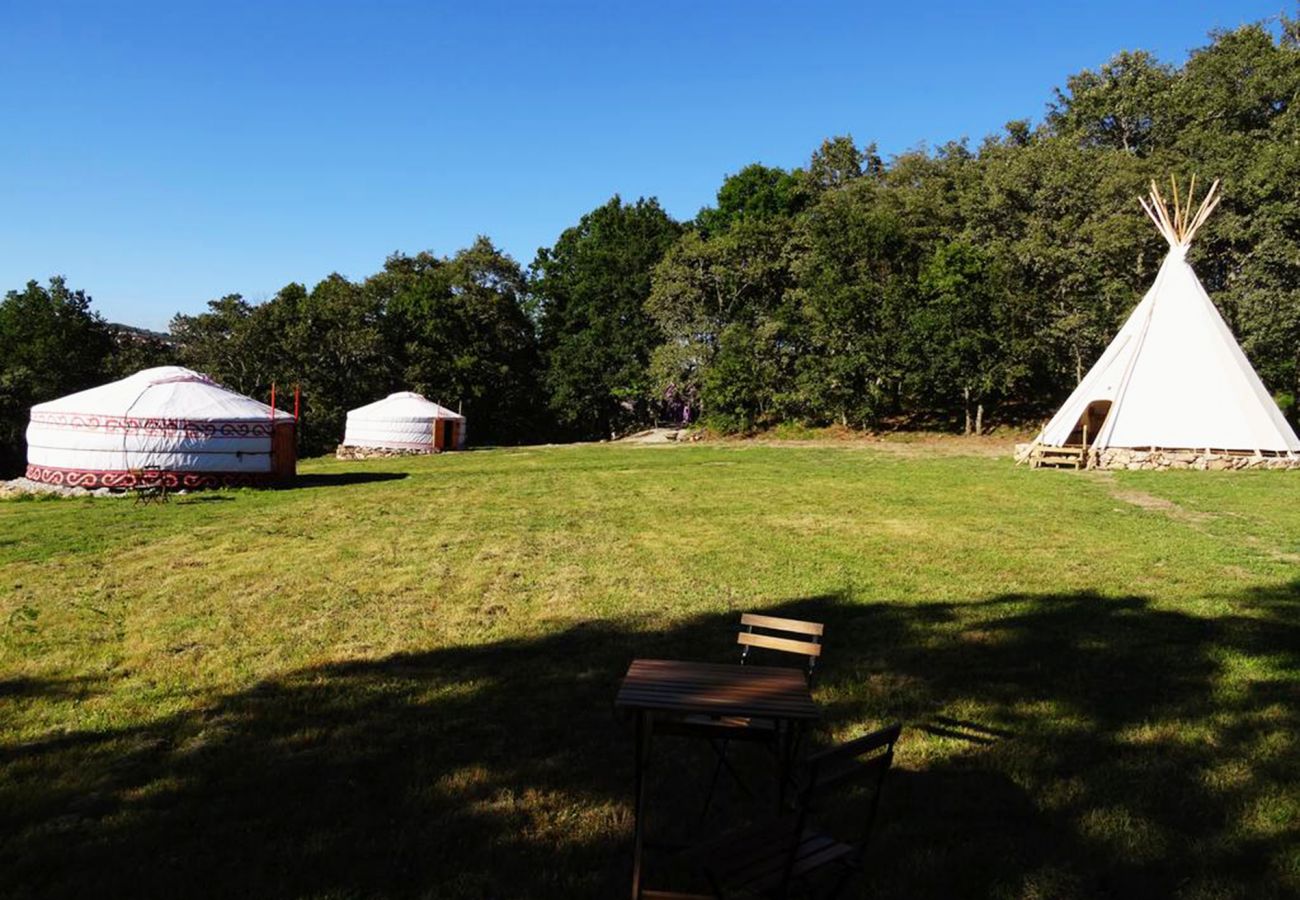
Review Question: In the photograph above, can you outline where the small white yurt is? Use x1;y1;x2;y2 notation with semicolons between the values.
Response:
343;392;466;452
25;366;296;489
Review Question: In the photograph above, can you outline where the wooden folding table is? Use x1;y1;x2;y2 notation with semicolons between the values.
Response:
615;658;821;899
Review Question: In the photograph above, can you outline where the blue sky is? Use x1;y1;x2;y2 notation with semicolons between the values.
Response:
0;1;1283;330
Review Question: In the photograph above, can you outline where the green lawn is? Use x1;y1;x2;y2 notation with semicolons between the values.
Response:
1;442;1296;899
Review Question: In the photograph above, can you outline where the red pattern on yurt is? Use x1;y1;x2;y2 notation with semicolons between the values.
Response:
29;412;277;439
25;465;281;490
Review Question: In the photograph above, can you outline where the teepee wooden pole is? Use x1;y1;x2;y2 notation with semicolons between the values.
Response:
1140;176;1221;247
1184;179;1221;244
1170;174;1183;240
1138;196;1166;237
1147;181;1177;244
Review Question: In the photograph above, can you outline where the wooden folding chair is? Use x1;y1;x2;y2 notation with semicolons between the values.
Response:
657;613;824;812
654;722;902;899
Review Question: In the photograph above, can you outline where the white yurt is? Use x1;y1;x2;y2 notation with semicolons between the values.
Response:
343;391;466;452
25;366;297;489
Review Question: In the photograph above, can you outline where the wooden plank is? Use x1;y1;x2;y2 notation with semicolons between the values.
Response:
737;631;822;658
615;659;820;718
614;690;818;717
739;613;824;636
629;658;807;677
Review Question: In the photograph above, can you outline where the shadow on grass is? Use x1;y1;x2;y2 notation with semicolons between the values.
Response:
286;472;410;489
1;585;1297;899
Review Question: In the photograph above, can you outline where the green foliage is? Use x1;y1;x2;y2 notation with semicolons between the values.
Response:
1047;50;1176;154
8;20;1300;452
791;179;912;427
641;20;1300;434
695;163;808;234
909;242;1012;432
0;279;116;474
174;241;541;456
377;238;542;444
533;196;682;439
647;219;795;426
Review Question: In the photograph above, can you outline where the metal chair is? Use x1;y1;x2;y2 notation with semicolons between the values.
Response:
652;722;903;899
657;614;824;813
132;465;168;505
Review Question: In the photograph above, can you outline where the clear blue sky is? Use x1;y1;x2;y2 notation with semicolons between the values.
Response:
0;1;1283;330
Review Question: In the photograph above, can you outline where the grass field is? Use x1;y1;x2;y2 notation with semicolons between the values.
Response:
1;441;1297;899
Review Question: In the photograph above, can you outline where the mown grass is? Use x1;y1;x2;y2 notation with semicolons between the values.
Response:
0;443;1296;898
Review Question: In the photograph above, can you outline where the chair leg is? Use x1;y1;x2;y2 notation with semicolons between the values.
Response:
700;739;753;818
824;861;858;899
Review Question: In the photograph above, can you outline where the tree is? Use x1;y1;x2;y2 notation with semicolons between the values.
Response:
378;238;542;444
695;163;808;235
1047;50;1176;154
909;243;1012;433
0;278;115;474
807;135;880;191
646;219;795;426
533;196;682;439
789;180;913;427
171;295;280;398
103;328;179;379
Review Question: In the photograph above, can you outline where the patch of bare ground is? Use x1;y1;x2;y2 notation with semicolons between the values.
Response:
1090;471;1300;563
700;427;1030;458
1089;473;1216;525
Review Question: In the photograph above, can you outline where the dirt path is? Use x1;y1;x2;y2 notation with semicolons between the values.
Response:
1087;471;1215;524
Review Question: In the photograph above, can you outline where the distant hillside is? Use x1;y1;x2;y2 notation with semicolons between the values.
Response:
109;322;175;345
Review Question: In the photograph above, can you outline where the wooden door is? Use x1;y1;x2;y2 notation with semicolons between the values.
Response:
272;422;297;480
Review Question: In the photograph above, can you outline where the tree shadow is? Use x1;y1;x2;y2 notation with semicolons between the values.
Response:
286;472;410;489
1;585;1296;899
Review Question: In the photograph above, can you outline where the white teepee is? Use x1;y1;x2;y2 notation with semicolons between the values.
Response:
1035;178;1300;460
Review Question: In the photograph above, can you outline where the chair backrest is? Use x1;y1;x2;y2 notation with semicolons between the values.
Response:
755;723;901;897
736;613;824;684
802;722;902;852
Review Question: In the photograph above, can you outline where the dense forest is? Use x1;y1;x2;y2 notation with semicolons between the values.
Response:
4;21;1299;470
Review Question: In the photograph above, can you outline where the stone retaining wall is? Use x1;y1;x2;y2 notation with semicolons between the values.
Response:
1092;448;1300;470
1015;443;1300;470
335;445;438;460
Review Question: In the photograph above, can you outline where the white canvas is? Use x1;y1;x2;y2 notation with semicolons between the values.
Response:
26;366;294;481
344;391;466;450
1036;224;1299;455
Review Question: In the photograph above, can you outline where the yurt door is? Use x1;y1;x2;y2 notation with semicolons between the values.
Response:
442;420;456;450
272;422;297;480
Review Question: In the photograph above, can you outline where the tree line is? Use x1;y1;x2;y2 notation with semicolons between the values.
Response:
3;20;1298;471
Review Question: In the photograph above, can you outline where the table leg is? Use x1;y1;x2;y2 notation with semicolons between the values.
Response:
777;722;790;812
631;709;651;899
777;721;803;812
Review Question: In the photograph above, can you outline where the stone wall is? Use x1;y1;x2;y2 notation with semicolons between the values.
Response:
1094;448;1300;471
1015;442;1300;470
335;444;437;460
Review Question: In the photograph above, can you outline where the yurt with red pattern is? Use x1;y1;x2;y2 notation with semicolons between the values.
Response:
25;366;296;489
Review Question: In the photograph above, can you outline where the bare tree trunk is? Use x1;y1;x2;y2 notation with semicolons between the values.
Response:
962;386;972;435
975;403;984;436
